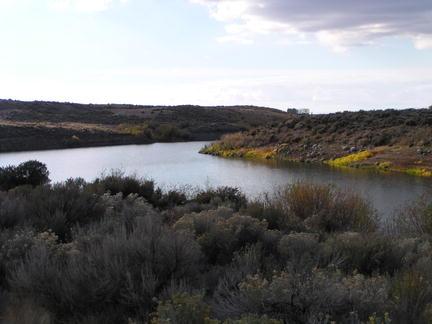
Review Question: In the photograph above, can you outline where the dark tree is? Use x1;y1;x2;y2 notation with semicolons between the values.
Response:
0;160;49;191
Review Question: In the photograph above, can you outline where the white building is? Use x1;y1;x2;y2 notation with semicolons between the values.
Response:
287;108;311;115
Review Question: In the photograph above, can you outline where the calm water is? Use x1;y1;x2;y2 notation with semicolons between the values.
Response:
1;141;431;219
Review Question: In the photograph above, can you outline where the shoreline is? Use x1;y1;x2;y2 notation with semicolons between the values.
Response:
0;137;214;154
200;144;432;178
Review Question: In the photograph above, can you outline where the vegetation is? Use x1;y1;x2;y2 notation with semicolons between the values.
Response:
327;150;375;167
0;99;288;153
1;161;432;323
201;108;432;177
0;160;49;191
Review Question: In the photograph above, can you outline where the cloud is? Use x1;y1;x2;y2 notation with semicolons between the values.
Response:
192;0;432;51
49;0;128;12
0;0;128;11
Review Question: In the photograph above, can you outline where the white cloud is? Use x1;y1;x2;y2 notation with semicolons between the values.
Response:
0;0;18;8
413;34;432;50
192;0;432;51
49;0;127;12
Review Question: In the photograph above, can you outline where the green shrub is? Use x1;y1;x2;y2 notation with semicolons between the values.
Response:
151;293;215;324
0;192;26;229
213;270;389;323
277;232;320;265
246;183;377;233
323;233;405;275
196;187;247;211
223;314;282;324
392;195;432;236
175;208;267;265
390;270;432;324
23;179;106;241
93;172;155;202
0;160;49;191
10;211;202;322
153;188;187;209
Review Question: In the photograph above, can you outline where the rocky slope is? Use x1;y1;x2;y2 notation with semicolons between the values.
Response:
201;108;432;177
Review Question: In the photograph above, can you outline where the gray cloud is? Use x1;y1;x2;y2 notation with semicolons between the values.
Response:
193;0;432;50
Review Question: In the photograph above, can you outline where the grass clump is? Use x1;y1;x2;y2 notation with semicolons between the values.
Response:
405;168;432;177
327;150;375;167
200;138;276;161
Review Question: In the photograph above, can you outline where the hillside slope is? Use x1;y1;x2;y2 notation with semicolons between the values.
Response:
201;108;432;176
0;100;288;152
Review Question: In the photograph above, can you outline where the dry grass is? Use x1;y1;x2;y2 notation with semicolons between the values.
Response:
327;151;375;167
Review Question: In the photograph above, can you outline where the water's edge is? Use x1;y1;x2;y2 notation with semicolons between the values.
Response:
1;141;431;220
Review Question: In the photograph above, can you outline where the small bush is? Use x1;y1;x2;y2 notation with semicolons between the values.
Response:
223;314;282;324
93;172;155;202
247;183;377;233
153;188;187;209
175;208;268;265
323;233;405;275
196;187;247;211
151;292;214;324
23;179;106;241
390;270;432;324
10;211;202;322
391;195;432;236
0;192;26;229
213;270;389;323
277;232;319;265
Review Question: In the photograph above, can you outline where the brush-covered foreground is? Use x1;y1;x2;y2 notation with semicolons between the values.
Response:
1;161;432;323
201;108;432;177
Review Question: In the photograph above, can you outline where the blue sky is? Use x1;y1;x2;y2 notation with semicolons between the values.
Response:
0;0;431;113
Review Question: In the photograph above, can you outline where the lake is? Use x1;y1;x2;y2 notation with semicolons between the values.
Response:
1;141;431;219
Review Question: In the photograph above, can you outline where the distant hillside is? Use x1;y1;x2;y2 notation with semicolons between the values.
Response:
0;100;288;152
201;108;432;177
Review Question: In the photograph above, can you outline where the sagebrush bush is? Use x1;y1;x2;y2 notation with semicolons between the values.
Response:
93;172;155;202
213;269;389;323
391;195;432;237
151;292;212;324
246;183;377;233
10;210;202;322
0;192;26;229
22;179;106;241
277;232;320;265
390;270;432;324
322;232;405;275
195;187;247;211
175;208;267;265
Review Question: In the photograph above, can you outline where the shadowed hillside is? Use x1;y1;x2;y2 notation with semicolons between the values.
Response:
0;99;289;152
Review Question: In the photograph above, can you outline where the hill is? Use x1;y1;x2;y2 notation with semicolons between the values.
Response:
0;99;288;152
201;108;432;177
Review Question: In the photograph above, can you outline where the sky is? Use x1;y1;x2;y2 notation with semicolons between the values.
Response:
0;0;431;113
